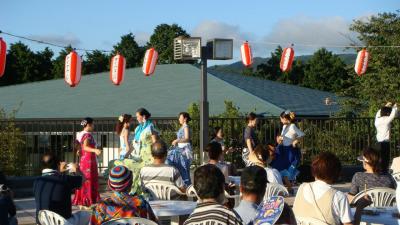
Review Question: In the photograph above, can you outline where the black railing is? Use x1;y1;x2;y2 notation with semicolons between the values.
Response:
1;117;399;176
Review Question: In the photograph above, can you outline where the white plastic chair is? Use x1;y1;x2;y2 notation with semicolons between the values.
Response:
186;219;223;225
264;183;289;200
296;217;329;225
186;184;199;201
101;217;158;225
392;172;400;182
350;187;396;207
38;210;72;225
144;182;186;200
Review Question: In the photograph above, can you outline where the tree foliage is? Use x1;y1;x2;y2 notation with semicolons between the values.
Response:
148;24;190;64
0;107;25;175
255;46;305;85
302;48;350;92
113;33;143;68
83;50;110;74
345;11;400;116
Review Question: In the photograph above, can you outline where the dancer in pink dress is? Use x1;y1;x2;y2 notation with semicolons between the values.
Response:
72;117;102;207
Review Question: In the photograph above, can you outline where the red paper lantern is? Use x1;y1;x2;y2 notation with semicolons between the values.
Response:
64;51;82;87
355;49;369;76
280;46;295;72
0;38;6;78
240;41;253;67
142;48;158;76
110;54;126;85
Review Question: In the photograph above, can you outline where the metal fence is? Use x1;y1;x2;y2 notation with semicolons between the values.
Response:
2;117;400;176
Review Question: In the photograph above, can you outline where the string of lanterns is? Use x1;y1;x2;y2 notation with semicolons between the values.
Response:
240;41;369;76
2;29;399;86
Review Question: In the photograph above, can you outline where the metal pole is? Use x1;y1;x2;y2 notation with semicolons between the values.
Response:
200;46;209;165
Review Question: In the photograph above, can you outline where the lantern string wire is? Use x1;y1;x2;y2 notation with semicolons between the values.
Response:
1;30;400;53
234;39;400;49
0;30;113;53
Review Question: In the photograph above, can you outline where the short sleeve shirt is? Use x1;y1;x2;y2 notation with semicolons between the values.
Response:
244;126;258;149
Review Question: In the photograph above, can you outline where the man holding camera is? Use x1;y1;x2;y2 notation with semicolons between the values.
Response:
34;153;88;225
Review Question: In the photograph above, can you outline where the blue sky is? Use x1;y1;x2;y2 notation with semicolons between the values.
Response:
1;0;399;64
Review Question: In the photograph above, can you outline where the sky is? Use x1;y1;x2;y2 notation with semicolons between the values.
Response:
1;0;399;65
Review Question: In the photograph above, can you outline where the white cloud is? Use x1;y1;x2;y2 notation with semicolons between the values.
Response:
262;16;361;54
134;32;151;46
28;33;81;47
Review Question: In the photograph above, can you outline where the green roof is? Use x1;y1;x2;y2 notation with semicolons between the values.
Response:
0;64;283;118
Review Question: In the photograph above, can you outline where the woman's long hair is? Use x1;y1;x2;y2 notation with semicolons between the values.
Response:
115;114;132;135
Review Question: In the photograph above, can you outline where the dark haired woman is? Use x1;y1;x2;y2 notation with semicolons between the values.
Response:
72;117;101;207
374;102;398;173
167;112;192;186
348;147;395;202
115;108;158;194
271;111;304;190
116;114;133;159
242;112;259;167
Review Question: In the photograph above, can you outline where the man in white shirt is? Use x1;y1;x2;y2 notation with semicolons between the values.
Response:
374;102;398;173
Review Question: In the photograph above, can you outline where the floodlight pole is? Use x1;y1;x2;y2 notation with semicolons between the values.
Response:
199;46;209;165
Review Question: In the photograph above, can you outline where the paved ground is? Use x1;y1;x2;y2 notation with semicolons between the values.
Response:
14;183;351;225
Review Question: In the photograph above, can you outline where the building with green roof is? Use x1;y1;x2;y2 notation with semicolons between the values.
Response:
0;64;338;118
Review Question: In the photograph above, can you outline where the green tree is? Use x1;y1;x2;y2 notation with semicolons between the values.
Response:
347;11;400;116
52;45;74;79
113;33;142;68
83;50;110;74
255;46;283;80
0;42;56;86
302;48;350;92
34;47;54;81
148;24;190;64
0;107;25;175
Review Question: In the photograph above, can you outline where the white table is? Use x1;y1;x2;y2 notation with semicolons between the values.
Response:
150;200;197;225
351;207;400;225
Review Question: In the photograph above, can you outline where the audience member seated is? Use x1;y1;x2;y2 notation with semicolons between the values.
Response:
90;165;157;225
235;166;267;225
33;153;86;225
184;164;243;225
0;184;17;225
247;144;283;185
348;147;395;202
207;142;230;183
140;140;186;193
293;152;370;225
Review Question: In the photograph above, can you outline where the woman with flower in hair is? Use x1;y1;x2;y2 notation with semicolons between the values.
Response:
271;111;305;191
114;108;158;195
116;114;133;159
73;117;102;207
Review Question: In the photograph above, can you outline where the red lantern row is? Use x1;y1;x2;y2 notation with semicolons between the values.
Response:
0;38;372;82
240;41;253;67
280;46;295;72
143;48;158;76
354;49;369;76
240;41;370;76
63;48;159;87
64;51;82;87
0;38;6;78
110;54;126;85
